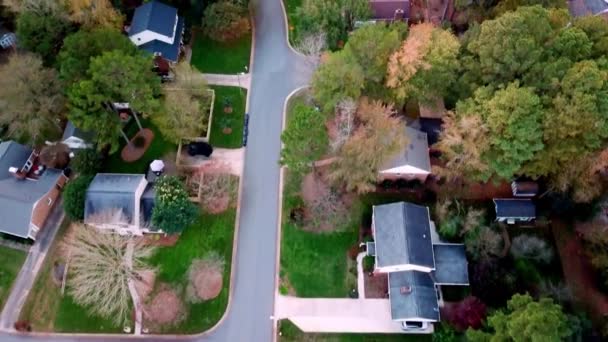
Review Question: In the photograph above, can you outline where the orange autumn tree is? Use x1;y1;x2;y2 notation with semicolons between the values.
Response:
386;23;460;104
329;98;408;193
66;0;123;29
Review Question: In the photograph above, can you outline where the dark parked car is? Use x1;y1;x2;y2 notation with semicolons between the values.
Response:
187;142;213;157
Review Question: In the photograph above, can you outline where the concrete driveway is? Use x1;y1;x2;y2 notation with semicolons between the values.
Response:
0;0;311;341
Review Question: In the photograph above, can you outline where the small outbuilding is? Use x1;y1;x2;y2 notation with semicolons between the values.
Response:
379;126;432;182
493;198;536;224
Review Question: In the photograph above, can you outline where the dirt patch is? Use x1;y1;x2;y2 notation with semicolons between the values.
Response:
121;128;154;162
364;272;388;299
187;257;225;302
144;287;185;325
135;270;156;301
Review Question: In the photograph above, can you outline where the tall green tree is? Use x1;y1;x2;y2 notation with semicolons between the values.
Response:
280;102;328;175
387;23;460;104
525;60;608;178
457;83;544;181
311;49;365;112
67;50;161;152
574;15;608;57
466;293;572;341
16;8;72;65
297;0;371;49
58;28;138;86
0;53;65;144
63;175;94;220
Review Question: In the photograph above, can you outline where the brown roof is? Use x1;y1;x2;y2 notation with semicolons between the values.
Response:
370;0;411;20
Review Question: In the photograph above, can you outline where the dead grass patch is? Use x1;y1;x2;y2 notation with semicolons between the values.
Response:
300;169;350;232
143;284;186;326
186;253;225;302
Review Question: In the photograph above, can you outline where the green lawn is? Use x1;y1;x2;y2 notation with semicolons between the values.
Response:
149;209;236;334
191;32;251;74
0;246;26;310
20;220;125;333
104;118;177;174
278;320;433;341
283;0;303;46
209;86;247;149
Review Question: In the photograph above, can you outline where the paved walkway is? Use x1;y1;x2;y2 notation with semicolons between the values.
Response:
275;296;428;334
0;201;65;330
203;73;251;89
125;241;141;335
356;252;366;299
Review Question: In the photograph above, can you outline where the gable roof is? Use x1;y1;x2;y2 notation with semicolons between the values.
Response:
129;1;178;37
381;126;431;173
370;0;411;20
569;0;608;17
373;202;435;269
139;16;184;62
432;244;469;285
85;174;147;226
419;118;443;146
62;120;95;142
0;141;64;238
388;271;439;321
493;199;536;219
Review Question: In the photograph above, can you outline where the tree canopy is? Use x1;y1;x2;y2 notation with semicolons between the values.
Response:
155;63;212;143
387;23;460;104
16;6;72;65
466;293;572;341
67;50;161;152
66;0;123;29
203;0;250;42
0;53;65;144
58;28;138;86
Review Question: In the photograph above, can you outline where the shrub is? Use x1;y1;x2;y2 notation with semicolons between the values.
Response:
514;258;541;284
362;255;374;272
510;235;554;264
152;176;198;234
203;1;250;42
71;148;102;175
63;175;94;220
464;226;503;261
439;216;462;241
445;296;487;332
133;135;146;148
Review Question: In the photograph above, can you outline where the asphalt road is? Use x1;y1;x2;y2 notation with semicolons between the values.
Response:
0;0;311;341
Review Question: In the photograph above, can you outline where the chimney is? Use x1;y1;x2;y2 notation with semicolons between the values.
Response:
400;286;412;294
8;167;18;174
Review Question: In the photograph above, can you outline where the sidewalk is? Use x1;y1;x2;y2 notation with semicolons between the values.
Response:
203;73;251;89
0;201;65;330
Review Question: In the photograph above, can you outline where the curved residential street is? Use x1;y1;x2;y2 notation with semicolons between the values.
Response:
0;0;312;341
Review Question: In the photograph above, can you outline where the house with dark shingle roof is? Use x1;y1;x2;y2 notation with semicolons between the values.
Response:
379;126;432;182
84;173;159;235
367;202;469;330
0;141;68;240
369;0;411;21
493;198;536;224
128;0;184;63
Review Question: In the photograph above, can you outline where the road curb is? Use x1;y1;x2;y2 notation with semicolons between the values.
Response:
272;86;310;342
278;0;307;58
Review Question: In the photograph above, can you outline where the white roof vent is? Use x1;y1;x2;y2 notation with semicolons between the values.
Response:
8;167;18;174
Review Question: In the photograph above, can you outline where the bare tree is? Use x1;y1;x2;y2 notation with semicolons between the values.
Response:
3;0;66;16
331;98;356;152
297;31;327;67
510;235;554;264
200;173;239;208
63;224;155;326
465;226;503;261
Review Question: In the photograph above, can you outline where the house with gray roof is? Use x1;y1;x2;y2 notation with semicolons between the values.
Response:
369;0;410;21
61;120;94;150
0;141;68;240
379;126;432;182
493;198;536;225
367;202;469;330
128;0;184;63
84;173;157;235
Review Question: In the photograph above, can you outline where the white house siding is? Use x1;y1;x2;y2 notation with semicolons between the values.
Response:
130;29;173;46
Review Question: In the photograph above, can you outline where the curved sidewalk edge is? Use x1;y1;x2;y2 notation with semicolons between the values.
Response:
278;0;307;58
272;85;310;342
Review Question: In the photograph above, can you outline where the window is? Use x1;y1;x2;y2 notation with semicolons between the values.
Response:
47;198;53;206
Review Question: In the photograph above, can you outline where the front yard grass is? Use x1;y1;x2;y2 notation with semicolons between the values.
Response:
20;220;124;333
283;0;303;46
191;31;251;74
209;86;247;149
278;320;432;341
104;118;176;174
0;246;26;310
148;208;236;334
